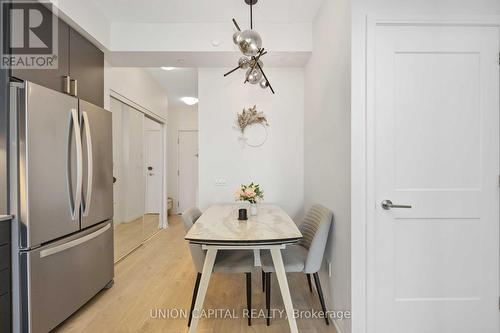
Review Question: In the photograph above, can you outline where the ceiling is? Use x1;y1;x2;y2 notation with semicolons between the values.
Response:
145;68;198;109
91;0;323;23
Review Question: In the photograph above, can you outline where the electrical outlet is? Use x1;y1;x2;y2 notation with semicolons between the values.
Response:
328;260;332;277
214;178;227;186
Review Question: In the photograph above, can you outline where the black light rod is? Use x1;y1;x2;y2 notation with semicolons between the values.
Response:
257;63;275;94
232;18;241;31
224;65;241;77
250;2;253;29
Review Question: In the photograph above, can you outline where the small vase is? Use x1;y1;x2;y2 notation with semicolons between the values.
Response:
249;203;258;216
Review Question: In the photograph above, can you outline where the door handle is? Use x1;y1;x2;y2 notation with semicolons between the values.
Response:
82;111;93;217
69;109;83;220
39;223;111;258
70;79;78;96
381;199;412;210
63;76;71;94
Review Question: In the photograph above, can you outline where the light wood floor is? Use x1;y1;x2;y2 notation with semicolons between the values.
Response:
143;213;161;239
114;217;144;261
114;214;161;261
54;215;336;333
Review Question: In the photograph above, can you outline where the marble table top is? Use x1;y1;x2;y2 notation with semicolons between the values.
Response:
185;204;302;245
0;215;12;222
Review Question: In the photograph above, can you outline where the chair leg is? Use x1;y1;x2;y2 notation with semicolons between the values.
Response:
188;273;202;327
306;273;313;293
313;272;329;325
246;272;252;326
262;269;265;292
265;272;271;326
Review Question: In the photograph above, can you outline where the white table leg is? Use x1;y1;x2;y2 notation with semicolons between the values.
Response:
270;248;298;333
253;249;262;266
188;248;217;333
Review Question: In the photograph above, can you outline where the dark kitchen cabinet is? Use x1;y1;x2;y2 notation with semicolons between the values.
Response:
0;219;11;333
10;5;70;94
69;29;104;107
0;293;10;333
10;3;104;107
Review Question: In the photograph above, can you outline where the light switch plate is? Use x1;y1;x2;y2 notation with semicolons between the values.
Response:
214;178;227;186
328;260;332;277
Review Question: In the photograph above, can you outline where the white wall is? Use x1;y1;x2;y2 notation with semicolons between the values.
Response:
104;65;168;119
304;0;351;332
198;68;304;218
167;106;199;214
350;1;500;333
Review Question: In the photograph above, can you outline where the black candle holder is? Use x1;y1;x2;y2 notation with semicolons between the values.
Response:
238;208;248;221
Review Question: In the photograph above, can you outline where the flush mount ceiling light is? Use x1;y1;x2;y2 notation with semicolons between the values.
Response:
181;97;199;106
161;66;175;71
224;0;275;94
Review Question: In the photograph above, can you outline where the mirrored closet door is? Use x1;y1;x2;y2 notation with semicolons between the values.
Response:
111;97;164;262
143;117;163;239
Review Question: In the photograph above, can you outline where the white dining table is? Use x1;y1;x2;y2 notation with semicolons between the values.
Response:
184;204;303;333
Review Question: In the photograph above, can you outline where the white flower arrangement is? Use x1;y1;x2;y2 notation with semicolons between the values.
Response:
234;182;264;204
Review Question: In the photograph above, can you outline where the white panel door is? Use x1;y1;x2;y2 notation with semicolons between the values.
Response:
145;129;163;214
371;24;499;333
178;130;199;214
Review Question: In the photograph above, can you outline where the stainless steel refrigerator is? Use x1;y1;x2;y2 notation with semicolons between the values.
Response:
9;81;114;333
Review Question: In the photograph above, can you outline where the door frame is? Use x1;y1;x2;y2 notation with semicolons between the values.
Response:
110;90;168;229
351;15;500;333
177;129;199;215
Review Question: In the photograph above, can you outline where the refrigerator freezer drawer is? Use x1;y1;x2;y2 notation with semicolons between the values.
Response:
21;221;113;333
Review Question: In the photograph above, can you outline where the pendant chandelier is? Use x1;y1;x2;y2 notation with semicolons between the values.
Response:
224;0;275;94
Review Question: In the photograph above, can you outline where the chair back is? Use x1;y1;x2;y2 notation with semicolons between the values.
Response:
182;207;205;273
182;207;202;231
298;204;333;273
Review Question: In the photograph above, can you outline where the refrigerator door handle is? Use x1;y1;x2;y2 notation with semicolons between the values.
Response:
82;111;93;217
69;108;83;220
39;223;111;258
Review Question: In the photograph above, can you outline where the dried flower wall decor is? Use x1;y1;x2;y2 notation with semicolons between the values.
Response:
235;105;269;147
236;105;269;133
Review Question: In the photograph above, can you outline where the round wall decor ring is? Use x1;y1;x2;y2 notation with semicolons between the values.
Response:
238;122;268;148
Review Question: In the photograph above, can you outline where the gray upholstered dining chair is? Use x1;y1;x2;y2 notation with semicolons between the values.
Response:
182;207;255;327
261;204;333;326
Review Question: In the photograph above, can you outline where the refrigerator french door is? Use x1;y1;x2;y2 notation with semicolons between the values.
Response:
10;81;114;333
